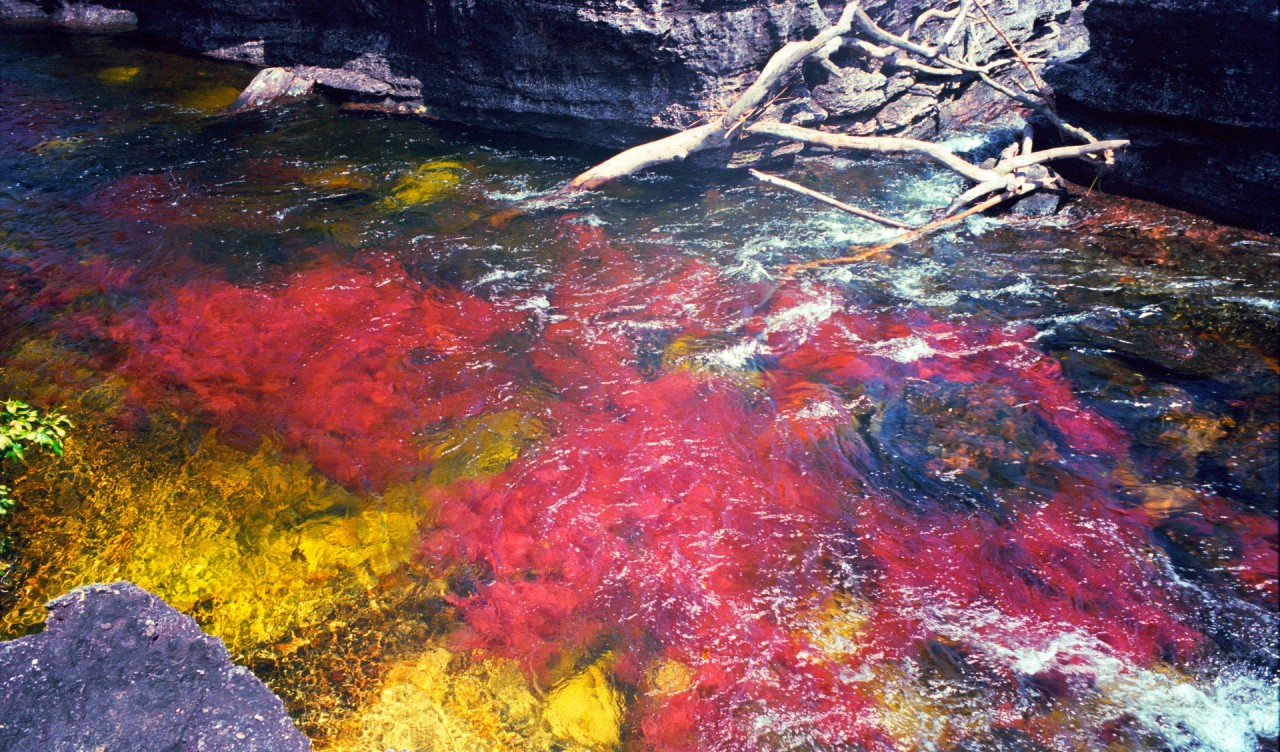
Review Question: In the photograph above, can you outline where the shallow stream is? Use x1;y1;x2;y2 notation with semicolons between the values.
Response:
2;27;1277;752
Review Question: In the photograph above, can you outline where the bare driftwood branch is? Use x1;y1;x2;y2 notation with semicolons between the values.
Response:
746;121;997;184
562;124;721;192
556;0;1130;269
565;0;1108;194
562;2;862;194
786;191;1009;274
976;71;1099;144
719;2;862;131
749;169;912;228
970;0;1046;94
938;0;973;48
993;139;1126;173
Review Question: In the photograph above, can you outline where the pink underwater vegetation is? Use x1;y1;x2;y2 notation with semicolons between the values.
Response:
419;222;1207;749
7;210;1236;747
111;258;530;488
81;171;210;227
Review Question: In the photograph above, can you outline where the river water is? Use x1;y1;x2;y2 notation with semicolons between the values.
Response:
1;26;1277;752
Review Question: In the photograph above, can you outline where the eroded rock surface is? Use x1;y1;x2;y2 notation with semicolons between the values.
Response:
0;581;311;752
10;0;1086;145
4;1;1275;229
1046;0;1280;232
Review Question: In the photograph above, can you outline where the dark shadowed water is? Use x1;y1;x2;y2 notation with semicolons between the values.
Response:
1;26;1277;752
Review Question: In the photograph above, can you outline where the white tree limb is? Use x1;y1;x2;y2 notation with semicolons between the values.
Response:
746;121;998;184
749;169;912;228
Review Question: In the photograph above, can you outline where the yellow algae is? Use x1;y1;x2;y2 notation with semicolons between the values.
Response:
380;160;467;208
543;654;624;750
645;659;694;696
661;333;764;389
329;648;568;752
176;85;244;113
870;662;989;749
97;65;142;83
420;410;548;486
259;572;456;747
800;593;872;661
30;136;85;155
0;337;126;415
0;411;434;650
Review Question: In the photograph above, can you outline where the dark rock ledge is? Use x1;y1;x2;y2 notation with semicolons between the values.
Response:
3;0;1278;233
0;582;312;752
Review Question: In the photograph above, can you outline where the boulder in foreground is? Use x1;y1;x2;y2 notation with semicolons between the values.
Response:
0;581;311;752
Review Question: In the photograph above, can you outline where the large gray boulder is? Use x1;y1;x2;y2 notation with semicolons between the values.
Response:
0;582;311;752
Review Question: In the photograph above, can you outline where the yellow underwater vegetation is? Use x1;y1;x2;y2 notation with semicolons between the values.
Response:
97;65;142;83
0;411;432;651
30;136;85;155
380;160;467;208
0;335;605;750
300;163;376;193
328;648;564;752
543;653;625;750
175;84;244;113
419;409;549;486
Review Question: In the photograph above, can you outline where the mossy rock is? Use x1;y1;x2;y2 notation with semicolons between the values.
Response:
380;161;468;209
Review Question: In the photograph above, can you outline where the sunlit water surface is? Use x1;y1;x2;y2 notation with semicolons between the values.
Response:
2;27;1277;752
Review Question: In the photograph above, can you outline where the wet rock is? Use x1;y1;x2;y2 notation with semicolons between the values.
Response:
1043;305;1278;509
1008;164;1068;217
52;2;136;28
1045;0;1280;233
873;378;1069;512
0;0;45;20
70;0;1083;146
226;66;315;112
0;581;311;751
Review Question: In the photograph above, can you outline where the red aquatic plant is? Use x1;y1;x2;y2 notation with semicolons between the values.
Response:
111;258;530;489
419;220;1214;748
744;285;1200;664
425;369;885;749
81;171;210;227
0;81;80;155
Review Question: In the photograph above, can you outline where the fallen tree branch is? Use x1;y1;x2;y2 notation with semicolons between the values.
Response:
993;139;1126;173
749;169;912;228
746;121;997;184
977;71;1098;144
718;2;862;132
938;0;973;48
555;0;1128;266
970;0;1046;94
562;2;862;194
561;123;721;192
785;191;1009;274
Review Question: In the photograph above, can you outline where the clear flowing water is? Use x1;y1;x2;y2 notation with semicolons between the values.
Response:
1;27;1278;752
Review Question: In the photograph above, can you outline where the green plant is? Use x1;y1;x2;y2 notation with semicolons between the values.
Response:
1;399;72;515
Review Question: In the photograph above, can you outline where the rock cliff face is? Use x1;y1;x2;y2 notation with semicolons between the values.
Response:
6;0;1277;231
0;582;311;751
1046;0;1280;232
18;0;1084;144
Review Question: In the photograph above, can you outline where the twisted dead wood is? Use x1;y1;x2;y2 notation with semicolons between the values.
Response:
559;0;1126;263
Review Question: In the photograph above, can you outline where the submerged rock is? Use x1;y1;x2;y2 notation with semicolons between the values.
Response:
0;0;45;20
0;581;311;751
2;1;136;28
873;378;1071;512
